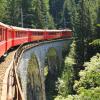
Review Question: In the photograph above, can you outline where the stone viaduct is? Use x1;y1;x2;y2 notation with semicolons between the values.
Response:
17;39;71;100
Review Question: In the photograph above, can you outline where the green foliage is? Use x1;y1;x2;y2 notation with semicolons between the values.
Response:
66;87;100;100
0;0;7;22
55;41;77;98
0;0;99;30
5;0;22;25
0;0;55;28
55;95;66;100
90;39;100;46
53;0;100;99
97;24;100;27
74;53;100;91
55;52;100;100
44;66;48;77
63;0;78;29
65;53;100;100
55;87;100;100
58;0;100;39
49;0;65;28
33;0;54;29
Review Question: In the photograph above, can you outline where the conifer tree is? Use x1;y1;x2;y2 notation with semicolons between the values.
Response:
0;0;7;22
49;0;65;28
5;0;21;26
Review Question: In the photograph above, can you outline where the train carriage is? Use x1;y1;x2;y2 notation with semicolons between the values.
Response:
29;29;45;41
0;22;12;57
6;25;13;51
11;26;29;46
61;29;72;38
45;30;62;40
0;22;72;58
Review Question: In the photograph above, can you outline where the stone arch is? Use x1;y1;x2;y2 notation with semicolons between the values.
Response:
18;53;43;100
27;53;43;100
44;47;60;99
16;39;71;100
44;47;60;76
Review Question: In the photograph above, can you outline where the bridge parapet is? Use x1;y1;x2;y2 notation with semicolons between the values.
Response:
1;43;28;100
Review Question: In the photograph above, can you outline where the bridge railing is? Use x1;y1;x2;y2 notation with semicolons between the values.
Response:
1;43;27;100
8;43;27;100
2;41;38;100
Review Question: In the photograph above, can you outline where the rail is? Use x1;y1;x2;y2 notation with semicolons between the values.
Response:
1;38;72;100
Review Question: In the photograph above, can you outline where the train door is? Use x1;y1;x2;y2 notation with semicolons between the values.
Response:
0;26;6;57
44;30;47;40
28;30;32;42
12;29;15;47
6;28;13;50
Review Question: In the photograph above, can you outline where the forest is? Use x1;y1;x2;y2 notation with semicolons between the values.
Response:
0;0;100;100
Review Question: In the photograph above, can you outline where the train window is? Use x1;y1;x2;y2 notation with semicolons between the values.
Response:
16;31;27;37
16;31;20;37
32;32;34;35
8;30;12;39
3;29;5;40
37;32;42;35
32;32;38;35
35;32;38;35
0;28;2;41
16;31;19;37
57;32;60;34
22;31;27;37
23;31;27;37
0;28;2;34
19;31;22;37
16;32;18;37
10;30;12;39
36;32;38;35
48;32;56;35
2;29;5;40
38;32;43;35
22;32;23;37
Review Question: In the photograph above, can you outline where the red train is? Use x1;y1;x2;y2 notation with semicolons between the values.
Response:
0;22;72;58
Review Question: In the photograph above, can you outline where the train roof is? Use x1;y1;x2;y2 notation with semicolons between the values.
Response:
11;26;28;31
29;29;72;32
0;22;72;32
0;22;11;28
45;29;72;32
29;29;45;32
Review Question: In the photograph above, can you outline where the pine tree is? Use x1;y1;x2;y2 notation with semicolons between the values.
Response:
0;0;7;22
5;0;21;26
49;0;65;28
32;0;54;29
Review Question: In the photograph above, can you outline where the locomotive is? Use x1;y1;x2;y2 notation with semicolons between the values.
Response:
0;22;72;58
